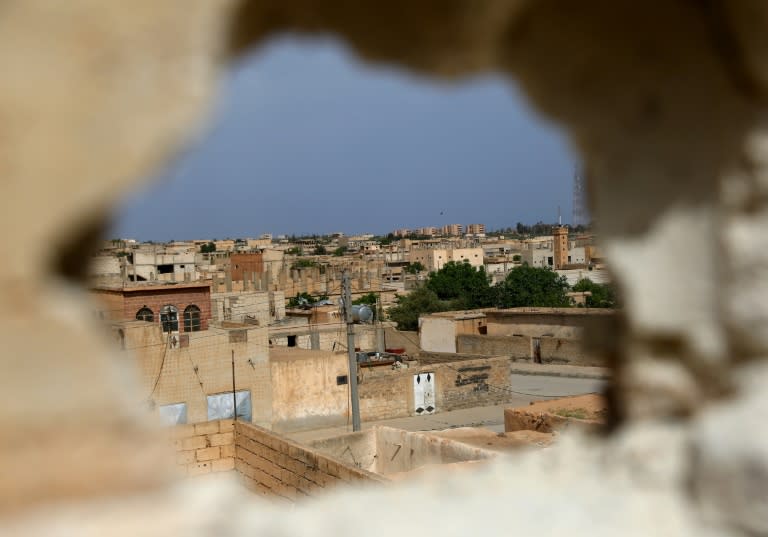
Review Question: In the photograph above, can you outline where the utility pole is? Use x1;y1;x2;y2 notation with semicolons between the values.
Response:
231;350;237;422
342;269;362;431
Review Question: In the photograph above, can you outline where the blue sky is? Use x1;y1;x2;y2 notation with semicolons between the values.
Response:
114;36;576;241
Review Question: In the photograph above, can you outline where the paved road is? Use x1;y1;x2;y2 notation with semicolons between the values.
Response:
288;374;606;443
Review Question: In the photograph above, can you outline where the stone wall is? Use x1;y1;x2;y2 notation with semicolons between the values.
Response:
358;356;520;421
270;350;349;432
234;421;384;502
169;419;236;477
457;334;532;358
539;337;603;366
125;323;273;427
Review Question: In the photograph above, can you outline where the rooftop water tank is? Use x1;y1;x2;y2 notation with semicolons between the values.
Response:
351;304;373;323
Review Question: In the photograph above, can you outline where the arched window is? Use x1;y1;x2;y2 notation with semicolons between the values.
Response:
183;305;201;332
136;307;154;322
160;305;178;333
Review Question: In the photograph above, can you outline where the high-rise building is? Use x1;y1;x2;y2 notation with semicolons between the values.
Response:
465;224;486;236
441;224;463;236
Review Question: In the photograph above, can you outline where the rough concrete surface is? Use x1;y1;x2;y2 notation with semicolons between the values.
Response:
3;0;768;535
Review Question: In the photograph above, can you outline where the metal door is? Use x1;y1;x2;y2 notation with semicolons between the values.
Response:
414;372;436;414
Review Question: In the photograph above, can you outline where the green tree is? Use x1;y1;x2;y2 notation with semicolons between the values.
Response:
353;292;378;306
286;246;303;255
426;261;493;309
332;246;348;256
405;261;425;274
572;278;617;308
291;259;319;269
313;244;327;255
199;241;216;253
494;265;570;308
387;287;449;331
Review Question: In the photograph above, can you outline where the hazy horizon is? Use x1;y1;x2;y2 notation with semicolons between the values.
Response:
113;36;577;242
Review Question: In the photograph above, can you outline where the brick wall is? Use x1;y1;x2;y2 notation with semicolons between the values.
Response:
230;252;265;281
358;371;411;421
456;334;532;358
93;285;212;332
169;419;236;477
121;286;211;332
234;421;385;502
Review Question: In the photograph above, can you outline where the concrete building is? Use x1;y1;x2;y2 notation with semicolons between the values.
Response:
419;308;613;366
92;282;212;333
117;319;271;426
230;251;264;281
441;223;463;236
408;247;483;272
465;223;486;236
419;311;487;353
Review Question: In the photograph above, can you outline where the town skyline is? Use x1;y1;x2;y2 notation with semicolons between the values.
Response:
113;36;576;242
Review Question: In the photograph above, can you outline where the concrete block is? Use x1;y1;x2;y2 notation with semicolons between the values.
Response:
176;450;196;465
187;462;211;477
209;432;234;447
169;424;197;440
221;444;235;458
196;446;220;462
181;435;207;451
219;419;235;433
212;457;235;472
194;421;220;436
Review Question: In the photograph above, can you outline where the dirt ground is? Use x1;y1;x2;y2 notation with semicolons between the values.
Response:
518;393;607;421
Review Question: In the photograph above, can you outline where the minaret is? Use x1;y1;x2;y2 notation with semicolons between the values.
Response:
553;224;569;269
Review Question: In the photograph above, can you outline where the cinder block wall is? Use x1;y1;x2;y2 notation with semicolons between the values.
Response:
456;334;532;358
169;419;236;476
539;337;603;366
234;422;385;502
358;356;525;420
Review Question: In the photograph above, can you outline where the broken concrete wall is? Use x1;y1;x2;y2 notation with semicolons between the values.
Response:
4;0;768;535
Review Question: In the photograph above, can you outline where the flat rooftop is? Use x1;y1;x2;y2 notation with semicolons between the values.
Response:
92;281;211;292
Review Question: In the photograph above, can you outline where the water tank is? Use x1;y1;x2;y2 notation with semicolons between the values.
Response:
351;304;373;323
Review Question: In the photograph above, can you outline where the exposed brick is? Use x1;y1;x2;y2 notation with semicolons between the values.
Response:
170;424;197;440
212;457;235;472
181;435;207;451
195;421;220;436
219;419;235;433
176;450;196;465
187;461;211;477
221;443;235;458
209;432;234;447
196;446;220;462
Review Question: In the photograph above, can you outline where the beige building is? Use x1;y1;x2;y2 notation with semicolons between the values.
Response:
419;311;487;353
408;247;484;272
465;223;486;236
441;223;463;236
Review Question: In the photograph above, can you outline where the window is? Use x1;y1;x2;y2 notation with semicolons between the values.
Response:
136;307;154;322
287;335;297;347
158;402;187;425
183;305;201;332
160;304;179;333
207;390;252;422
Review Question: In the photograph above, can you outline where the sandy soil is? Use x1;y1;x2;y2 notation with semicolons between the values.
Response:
516;393;606;421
